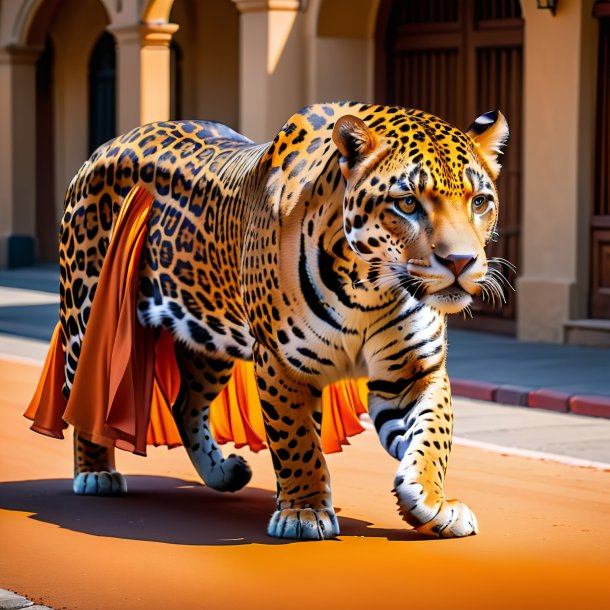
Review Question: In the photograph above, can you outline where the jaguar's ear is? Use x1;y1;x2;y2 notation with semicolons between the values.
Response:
466;110;509;180
333;115;378;179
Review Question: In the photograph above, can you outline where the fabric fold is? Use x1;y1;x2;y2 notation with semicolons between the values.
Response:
25;185;370;456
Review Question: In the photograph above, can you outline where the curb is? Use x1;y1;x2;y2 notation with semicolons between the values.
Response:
452;378;610;419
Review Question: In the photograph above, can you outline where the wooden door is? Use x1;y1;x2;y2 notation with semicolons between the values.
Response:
591;6;610;319
375;0;523;332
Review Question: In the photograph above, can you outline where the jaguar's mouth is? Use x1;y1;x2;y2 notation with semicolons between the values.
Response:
424;282;473;314
434;284;467;298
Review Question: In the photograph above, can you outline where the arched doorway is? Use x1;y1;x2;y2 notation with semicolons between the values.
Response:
14;0;111;264
88;31;116;154
375;0;523;332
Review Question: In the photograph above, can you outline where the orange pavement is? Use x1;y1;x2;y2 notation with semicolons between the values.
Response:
1;359;609;610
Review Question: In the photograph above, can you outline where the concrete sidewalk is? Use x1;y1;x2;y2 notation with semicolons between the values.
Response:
1;265;610;466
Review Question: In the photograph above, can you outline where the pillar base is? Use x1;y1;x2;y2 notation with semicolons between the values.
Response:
516;277;578;343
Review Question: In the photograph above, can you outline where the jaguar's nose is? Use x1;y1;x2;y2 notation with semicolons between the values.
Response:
433;253;477;278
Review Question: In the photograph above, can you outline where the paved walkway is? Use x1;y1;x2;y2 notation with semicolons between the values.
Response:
447;328;610;396
2;268;609;610
1;359;609;610
1;265;610;465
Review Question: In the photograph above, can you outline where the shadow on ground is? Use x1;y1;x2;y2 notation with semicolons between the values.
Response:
0;475;428;545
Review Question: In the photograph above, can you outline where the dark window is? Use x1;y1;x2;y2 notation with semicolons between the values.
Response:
36;36;57;262
88;31;116;154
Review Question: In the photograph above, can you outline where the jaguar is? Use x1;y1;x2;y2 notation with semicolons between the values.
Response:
26;102;509;540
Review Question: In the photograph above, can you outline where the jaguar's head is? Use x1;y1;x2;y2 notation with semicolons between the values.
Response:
332;108;509;314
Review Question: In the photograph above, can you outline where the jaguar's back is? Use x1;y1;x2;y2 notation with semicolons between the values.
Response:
59;120;264;389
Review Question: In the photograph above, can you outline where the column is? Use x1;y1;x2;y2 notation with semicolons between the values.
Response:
110;22;179;134
517;1;598;342
232;0;305;142
0;46;39;268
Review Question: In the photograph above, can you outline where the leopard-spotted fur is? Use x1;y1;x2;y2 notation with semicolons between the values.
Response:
60;102;508;539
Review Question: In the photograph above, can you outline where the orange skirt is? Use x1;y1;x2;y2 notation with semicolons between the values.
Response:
24;186;369;456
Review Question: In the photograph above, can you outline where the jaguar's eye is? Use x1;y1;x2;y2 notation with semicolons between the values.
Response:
472;195;492;215
394;195;418;216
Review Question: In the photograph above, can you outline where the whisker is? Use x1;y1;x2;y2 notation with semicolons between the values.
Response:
488;256;517;273
487;268;516;293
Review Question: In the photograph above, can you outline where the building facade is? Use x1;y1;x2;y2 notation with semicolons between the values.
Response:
0;0;608;345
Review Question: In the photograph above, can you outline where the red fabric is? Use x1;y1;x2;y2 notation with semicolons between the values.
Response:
24;322;68;439
25;185;369;455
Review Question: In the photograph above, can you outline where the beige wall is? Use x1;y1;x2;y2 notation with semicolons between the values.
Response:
49;0;108;219
517;0;599;342
305;0;378;105
171;0;239;128
309;38;370;103
237;6;305;142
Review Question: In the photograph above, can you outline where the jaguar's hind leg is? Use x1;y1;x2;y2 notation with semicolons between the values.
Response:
173;345;252;492
63;296;127;496
60;179;129;496
73;431;127;496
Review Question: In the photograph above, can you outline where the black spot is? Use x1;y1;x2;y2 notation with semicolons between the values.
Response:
261;399;279;420
187;320;212;344
141;162;155;183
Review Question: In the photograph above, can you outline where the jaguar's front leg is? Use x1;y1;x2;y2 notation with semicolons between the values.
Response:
253;344;339;540
368;360;478;538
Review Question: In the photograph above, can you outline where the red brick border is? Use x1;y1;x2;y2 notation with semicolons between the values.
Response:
451;379;496;401
569;395;610;418
527;390;570;412
450;379;610;419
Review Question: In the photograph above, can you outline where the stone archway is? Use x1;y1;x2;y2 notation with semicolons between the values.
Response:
141;0;176;23
0;0;111;266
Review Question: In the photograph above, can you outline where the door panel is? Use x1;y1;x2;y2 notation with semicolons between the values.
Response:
375;0;523;330
591;13;610;319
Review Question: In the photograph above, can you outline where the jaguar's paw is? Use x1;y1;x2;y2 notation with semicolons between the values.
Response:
267;507;340;540
204;453;252;493
415;499;479;538
73;471;127;496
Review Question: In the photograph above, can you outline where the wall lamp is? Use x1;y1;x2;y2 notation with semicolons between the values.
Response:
536;0;557;15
